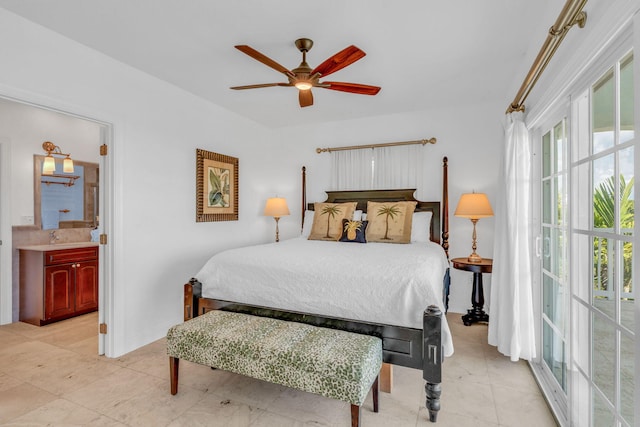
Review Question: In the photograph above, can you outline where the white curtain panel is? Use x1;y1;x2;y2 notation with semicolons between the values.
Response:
372;144;425;194
488;111;536;361
330;148;373;190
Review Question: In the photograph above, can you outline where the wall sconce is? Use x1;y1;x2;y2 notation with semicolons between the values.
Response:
454;192;494;262
264;197;290;242
42;141;74;175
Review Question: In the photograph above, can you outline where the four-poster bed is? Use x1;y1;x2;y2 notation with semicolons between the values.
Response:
183;157;450;422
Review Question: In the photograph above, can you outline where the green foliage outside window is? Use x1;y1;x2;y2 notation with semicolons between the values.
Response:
593;175;634;296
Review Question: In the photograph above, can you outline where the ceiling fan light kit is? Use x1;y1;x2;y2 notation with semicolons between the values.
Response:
230;38;381;108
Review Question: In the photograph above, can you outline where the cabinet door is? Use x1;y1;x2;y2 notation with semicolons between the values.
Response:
44;265;75;320
75;260;98;312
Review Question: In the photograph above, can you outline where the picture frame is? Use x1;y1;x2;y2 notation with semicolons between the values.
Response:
196;148;238;222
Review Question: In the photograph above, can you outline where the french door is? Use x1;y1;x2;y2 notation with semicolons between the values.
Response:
534;50;635;426
569;50;635;427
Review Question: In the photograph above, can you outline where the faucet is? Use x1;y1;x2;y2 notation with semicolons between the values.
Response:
49;230;59;245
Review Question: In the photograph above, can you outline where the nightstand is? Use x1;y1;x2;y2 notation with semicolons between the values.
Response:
451;257;492;326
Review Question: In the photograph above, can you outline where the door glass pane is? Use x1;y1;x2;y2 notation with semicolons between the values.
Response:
551;228;563;278
593;68;615;153
572;162;591;229
543;273;565;332
619;147;634;233
592;312;616;403
555;175;565;226
620;53;634;144
593;390;615;427
543;131;551;177
543;320;566;391
543;226;551;271
554;121;565;172
593;237;615;320
593;154;615;230
620;332;635;425
543;180;552;224
621;241;633;331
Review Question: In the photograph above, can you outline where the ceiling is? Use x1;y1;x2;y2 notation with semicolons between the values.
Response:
0;1;558;128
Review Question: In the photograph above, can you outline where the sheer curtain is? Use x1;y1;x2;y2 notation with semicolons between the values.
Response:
372;144;425;193
330;144;427;195
488;111;536;361
330;149;373;190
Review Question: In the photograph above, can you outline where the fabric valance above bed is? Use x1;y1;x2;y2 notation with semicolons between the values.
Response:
196;236;453;357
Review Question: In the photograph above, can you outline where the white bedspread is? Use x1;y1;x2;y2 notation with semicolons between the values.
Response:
197;237;453;357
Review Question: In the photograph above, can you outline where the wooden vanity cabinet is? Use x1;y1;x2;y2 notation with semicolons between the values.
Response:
20;246;98;326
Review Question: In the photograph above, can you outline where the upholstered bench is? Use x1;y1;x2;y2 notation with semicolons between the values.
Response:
167;310;382;426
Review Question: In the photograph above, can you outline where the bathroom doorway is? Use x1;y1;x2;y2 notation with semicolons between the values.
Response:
0;96;111;355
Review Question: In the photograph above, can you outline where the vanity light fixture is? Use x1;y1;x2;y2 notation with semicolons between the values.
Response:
42;141;74;175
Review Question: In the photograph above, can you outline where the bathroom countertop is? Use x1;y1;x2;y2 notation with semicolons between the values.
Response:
18;242;99;251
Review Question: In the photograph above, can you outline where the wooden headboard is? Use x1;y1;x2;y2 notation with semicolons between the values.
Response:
301;157;449;256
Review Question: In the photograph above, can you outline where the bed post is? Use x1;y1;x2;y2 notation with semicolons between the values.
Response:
423;305;442;422
442;157;451;312
442;157;449;258
184;278;202;321
301;166;307;233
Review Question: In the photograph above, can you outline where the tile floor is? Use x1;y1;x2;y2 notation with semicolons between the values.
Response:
0;312;557;426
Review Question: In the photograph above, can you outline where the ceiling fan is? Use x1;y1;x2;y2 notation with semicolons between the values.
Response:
230;38;381;108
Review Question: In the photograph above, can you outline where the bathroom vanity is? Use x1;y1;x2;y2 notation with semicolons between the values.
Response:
19;242;98;326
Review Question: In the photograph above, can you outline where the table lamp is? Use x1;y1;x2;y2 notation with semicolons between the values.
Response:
264;197;290;242
454;192;493;263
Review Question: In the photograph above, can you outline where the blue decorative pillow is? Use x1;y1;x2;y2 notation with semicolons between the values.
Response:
339;219;368;243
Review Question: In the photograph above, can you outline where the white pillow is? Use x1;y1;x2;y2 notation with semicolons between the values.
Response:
353;210;363;221
411;211;433;243
301;210;315;237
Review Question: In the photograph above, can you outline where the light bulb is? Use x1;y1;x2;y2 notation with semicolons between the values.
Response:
295;81;312;90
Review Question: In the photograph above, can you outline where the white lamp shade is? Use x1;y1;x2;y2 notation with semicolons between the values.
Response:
264;197;290;217
42;156;55;175
63;156;74;173
454;193;494;219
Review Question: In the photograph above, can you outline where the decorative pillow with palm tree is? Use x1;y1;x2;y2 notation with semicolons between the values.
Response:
338;219;368;243
365;201;417;243
308;202;357;241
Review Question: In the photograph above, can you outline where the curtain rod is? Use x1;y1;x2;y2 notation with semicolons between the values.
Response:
506;0;588;114
316;138;436;154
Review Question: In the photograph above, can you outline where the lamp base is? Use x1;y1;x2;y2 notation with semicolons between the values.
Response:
467;252;483;263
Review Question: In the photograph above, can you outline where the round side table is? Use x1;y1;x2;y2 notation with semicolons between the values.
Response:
451;257;492;326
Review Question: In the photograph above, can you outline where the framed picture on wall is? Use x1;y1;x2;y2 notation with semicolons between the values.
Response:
196;148;238;222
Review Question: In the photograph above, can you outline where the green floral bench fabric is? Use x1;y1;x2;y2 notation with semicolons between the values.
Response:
166;310;382;407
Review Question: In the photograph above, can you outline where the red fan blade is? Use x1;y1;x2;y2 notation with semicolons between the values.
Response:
299;89;313;107
230;83;292;90
235;45;295;77
310;45;366;77
322;82;381;95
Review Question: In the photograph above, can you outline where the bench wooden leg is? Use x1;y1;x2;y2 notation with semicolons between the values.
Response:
170;357;179;395
372;375;379;413
350;404;361;427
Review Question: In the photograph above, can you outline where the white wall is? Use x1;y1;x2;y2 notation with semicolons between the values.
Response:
0;7;504;355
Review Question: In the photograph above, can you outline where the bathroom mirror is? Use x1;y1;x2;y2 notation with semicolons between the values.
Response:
33;155;99;230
